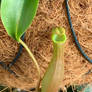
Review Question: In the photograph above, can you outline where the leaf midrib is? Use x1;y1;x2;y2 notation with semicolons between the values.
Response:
15;0;24;41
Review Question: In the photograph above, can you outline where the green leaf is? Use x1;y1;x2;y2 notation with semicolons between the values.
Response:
41;27;66;92
1;0;39;41
83;84;92;92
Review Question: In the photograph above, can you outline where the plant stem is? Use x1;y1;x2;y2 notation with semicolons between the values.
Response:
19;39;41;92
0;86;8;92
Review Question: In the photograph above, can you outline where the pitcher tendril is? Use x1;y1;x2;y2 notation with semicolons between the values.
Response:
19;39;41;91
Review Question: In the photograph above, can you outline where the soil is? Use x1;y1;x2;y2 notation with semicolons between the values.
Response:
0;0;92;90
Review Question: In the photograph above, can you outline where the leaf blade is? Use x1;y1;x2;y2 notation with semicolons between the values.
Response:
16;0;39;40
1;0;39;41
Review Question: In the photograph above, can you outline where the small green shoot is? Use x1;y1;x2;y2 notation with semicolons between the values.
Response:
83;84;92;92
41;27;66;92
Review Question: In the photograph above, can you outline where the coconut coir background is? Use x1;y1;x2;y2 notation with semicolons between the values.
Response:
0;0;92;90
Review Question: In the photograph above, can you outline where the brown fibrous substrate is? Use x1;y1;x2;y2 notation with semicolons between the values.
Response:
0;0;92;90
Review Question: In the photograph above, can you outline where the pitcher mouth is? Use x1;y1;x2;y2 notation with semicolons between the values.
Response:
52;27;66;44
